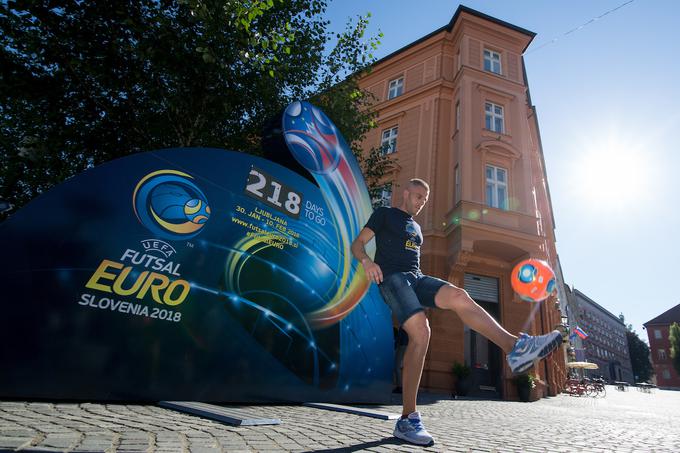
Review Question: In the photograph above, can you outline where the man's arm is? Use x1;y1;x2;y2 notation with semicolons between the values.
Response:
351;227;383;284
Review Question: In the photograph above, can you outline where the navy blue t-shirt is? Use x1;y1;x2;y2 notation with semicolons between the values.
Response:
364;207;423;276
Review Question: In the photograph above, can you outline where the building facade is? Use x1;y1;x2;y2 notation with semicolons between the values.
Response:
357;6;566;400
566;288;633;383
644;304;680;390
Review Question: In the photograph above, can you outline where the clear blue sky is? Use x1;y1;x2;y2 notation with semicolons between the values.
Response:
325;0;680;340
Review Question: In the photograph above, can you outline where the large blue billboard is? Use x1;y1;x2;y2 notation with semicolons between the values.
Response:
0;102;393;402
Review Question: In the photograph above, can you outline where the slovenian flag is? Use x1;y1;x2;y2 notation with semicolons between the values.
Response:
574;326;588;340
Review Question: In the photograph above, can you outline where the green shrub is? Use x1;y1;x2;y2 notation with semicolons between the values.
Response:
452;361;471;379
514;374;536;389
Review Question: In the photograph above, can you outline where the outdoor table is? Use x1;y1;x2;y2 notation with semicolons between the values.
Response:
614;381;628;391
636;383;655;393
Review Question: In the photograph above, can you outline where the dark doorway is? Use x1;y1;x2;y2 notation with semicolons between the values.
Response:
464;274;502;399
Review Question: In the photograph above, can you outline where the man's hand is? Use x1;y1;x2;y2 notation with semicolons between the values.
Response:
351;227;382;284
362;258;383;284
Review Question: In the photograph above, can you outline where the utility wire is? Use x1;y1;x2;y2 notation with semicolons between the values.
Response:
525;0;635;55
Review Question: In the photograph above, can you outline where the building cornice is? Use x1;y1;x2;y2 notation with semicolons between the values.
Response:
475;139;521;160
574;288;625;324
475;81;517;101
377;110;406;124
369;5;535;72
372;79;456;115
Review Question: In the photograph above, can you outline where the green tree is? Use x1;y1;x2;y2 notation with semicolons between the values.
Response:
669;322;680;377
625;328;654;383
1;0;388;216
620;313;653;382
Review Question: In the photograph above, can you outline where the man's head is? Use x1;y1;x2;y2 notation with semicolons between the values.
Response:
401;178;430;216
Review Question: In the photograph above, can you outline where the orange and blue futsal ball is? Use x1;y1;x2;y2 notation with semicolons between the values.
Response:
511;258;556;302
184;198;210;224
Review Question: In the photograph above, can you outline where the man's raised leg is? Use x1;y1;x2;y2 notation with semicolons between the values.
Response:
434;284;562;374
434;285;516;352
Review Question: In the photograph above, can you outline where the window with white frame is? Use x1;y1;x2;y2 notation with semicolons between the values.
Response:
654;329;662;339
485;102;504;133
454;164;461;204
372;184;392;208
485;164;508;210
387;77;404;99
658;349;667;360
381;126;398;154
483;49;502;74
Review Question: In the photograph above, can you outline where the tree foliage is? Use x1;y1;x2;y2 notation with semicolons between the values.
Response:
625;327;653;383
619;314;653;382
669;322;680;377
1;0;388;216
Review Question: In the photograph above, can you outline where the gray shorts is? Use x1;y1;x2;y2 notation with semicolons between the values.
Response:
378;272;451;325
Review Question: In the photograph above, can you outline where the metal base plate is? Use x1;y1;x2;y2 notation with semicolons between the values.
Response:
159;401;281;426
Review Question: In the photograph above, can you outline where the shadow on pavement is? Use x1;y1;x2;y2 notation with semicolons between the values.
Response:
303;437;413;452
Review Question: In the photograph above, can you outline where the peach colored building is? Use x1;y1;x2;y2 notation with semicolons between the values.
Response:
357;6;566;400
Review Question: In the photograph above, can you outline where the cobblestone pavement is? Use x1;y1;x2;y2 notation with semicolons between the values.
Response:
1;386;679;452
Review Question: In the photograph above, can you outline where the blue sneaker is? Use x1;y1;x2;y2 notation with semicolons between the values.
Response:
393;411;434;446
507;330;562;374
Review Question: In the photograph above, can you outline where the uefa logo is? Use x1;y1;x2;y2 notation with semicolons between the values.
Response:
133;169;211;241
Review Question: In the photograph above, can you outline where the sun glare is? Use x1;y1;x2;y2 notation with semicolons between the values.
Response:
569;134;656;212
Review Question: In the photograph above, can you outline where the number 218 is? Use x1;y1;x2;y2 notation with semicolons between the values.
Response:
246;169;301;215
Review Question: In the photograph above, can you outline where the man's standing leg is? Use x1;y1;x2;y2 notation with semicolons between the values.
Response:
389;311;434;446
378;273;435;446
400;311;430;416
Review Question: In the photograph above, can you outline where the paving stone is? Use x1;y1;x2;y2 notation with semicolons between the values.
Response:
22;448;65;452
188;447;220;453
0;437;27;449
0;429;36;437
0;387;679;452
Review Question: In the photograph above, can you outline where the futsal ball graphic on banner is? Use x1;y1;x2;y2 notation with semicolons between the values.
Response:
0;101;392;403
133;170;212;240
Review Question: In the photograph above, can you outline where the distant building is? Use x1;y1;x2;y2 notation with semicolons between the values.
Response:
356;5;566;401
562;284;580;361
644;304;680;390
567;288;633;383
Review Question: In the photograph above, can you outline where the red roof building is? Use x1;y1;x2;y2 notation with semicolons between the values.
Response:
643;303;680;390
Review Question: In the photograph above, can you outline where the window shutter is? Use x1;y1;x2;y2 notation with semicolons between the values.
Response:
464;273;499;303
